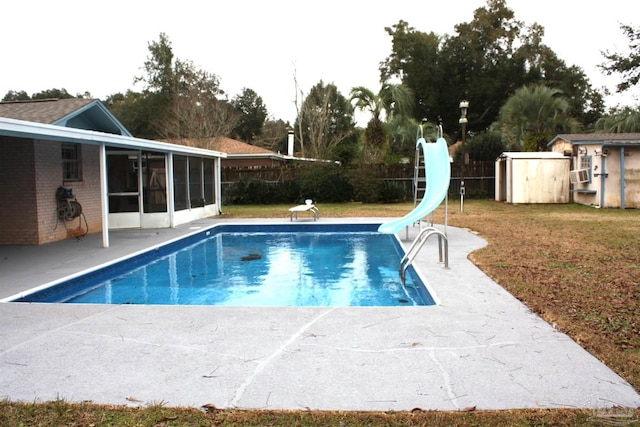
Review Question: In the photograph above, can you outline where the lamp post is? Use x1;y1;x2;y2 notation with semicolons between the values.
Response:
458;100;469;213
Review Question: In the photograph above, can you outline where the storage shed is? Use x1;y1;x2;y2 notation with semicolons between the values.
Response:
548;133;640;209
495;152;570;204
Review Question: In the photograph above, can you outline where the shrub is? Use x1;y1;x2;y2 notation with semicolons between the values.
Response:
379;181;407;203
297;164;353;203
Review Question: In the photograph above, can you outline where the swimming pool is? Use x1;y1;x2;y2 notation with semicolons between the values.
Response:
12;223;436;307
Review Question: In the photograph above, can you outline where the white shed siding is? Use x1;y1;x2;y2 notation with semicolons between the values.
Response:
496;152;570;204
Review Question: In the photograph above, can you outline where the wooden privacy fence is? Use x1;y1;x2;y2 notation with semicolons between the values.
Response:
221;161;496;200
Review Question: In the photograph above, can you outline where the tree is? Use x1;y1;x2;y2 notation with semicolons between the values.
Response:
497;85;578;151
456;131;506;162
600;24;640;93
380;0;605;136
2;88;82;102
380;20;444;124
350;83;414;162
107;33;177;139
253;119;289;152
534;47;604;130
104;90;164;139
156;58;237;141
2;90;30;101
32;88;77;99
294;81;355;159
231;88;268;142
136;32;175;99
594;106;640;133
107;33;236;140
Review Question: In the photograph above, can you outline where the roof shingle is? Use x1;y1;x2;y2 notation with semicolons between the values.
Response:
555;133;640;143
162;137;276;155
0;98;95;124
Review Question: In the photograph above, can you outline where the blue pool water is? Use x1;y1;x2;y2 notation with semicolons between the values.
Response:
15;223;435;307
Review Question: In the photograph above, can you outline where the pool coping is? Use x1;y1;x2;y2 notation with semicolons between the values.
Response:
1;217;639;411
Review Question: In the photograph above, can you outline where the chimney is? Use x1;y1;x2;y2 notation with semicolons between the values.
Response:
287;130;294;157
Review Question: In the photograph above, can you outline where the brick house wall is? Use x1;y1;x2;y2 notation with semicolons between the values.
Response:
0;136;39;244
0;136;103;245
33;140;103;244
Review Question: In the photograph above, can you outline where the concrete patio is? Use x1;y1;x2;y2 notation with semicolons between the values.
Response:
1;218;639;411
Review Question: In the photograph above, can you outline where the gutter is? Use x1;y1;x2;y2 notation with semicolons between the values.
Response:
0;117;227;159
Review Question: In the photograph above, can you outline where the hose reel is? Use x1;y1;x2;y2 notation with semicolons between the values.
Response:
55;186;88;238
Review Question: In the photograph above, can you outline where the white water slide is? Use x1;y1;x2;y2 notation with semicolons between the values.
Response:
378;137;451;234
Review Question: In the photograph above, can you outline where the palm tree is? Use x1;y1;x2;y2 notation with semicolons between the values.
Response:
349;83;414;162
594;106;640;133
497;85;578;151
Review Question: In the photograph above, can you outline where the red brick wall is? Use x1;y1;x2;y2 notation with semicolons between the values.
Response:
0;136;39;244
0;136;104;245
33;140;65;244
33;140;103;244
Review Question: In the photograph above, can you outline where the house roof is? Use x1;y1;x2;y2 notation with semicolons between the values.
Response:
0;117;225;159
212;137;275;155
448;141;461;157
548;133;640;147
162;137;286;159
0;98;131;136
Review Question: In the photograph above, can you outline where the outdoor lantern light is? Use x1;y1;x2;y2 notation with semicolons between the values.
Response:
459;99;470;159
459;100;469;213
459;100;469;124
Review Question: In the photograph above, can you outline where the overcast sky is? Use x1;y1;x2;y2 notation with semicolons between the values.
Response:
2;0;638;127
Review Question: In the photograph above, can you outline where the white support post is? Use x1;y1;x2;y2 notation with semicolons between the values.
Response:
99;143;109;248
167;152;175;228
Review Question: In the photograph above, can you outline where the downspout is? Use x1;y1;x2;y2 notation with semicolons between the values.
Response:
620;146;626;209
99;143;109;248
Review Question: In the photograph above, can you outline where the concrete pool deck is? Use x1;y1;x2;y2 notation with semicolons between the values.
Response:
1;217;639;411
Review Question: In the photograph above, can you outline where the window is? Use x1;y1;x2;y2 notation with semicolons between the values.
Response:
173;155;188;211
143;152;167;213
62;143;81;181
173;156;215;210
580;155;592;183
203;158;216;205
579;155;591;169
189;157;204;208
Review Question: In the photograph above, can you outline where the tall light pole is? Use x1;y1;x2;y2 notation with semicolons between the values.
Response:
459;100;469;213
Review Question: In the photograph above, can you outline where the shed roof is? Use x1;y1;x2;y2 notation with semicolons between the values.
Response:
497;151;567;160
548;133;640;147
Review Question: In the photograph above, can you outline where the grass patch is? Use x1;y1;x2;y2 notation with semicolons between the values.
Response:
3;400;636;427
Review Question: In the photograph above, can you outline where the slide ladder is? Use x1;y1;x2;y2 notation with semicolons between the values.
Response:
413;141;426;213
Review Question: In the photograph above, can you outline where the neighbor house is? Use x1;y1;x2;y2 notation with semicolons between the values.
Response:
0;98;226;247
162;136;293;168
548;133;640;209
